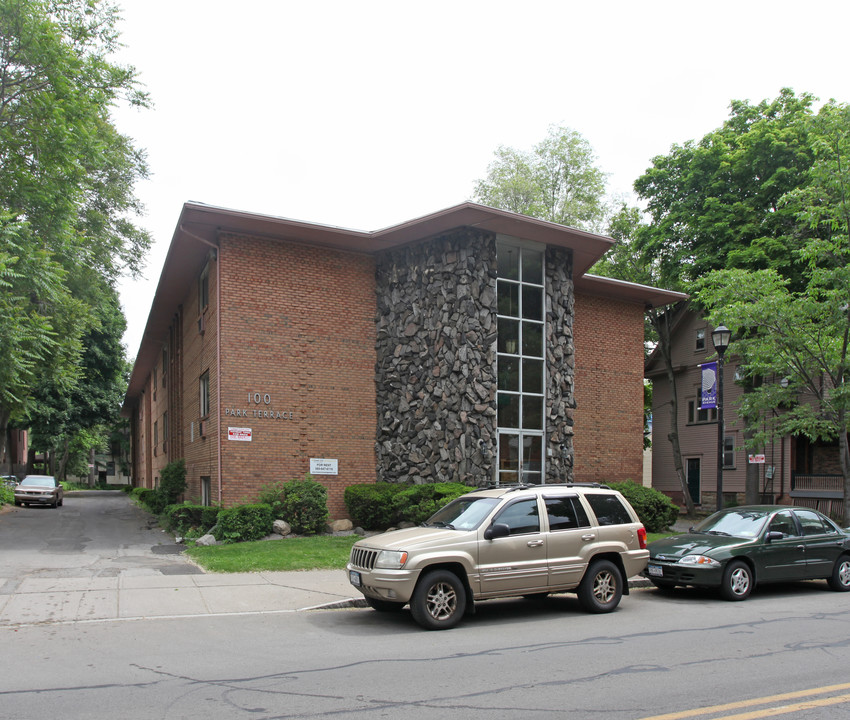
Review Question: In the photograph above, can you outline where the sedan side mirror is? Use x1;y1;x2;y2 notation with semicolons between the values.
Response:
484;523;510;541
765;531;784;543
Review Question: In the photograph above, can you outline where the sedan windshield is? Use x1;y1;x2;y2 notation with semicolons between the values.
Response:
425;497;500;531
692;509;769;538
20;476;55;487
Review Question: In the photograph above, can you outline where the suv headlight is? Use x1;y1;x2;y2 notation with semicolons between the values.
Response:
374;550;408;569
678;554;720;567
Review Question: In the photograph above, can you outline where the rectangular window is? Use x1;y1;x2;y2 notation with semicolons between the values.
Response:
695;328;706;351
201;477;212;506
200;371;210;418
162;348;168;387
199;264;210;311
153;420;158;446
689;393;717;424
723;435;735;468
496;239;546;485
162;412;168;451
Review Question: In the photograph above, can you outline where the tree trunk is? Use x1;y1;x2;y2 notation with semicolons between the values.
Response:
0;407;9;473
652;306;695;515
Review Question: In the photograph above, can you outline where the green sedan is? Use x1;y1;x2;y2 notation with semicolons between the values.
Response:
645;505;850;601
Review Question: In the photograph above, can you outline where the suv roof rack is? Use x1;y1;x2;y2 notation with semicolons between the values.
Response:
484;482;611;493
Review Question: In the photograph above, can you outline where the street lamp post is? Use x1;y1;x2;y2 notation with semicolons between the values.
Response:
712;325;731;512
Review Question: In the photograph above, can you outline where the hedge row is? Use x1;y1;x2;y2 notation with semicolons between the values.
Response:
343;482;471;530
609;481;679;533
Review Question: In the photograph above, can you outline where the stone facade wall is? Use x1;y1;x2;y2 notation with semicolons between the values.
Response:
375;233;578;486
544;246;576;483
375;230;498;486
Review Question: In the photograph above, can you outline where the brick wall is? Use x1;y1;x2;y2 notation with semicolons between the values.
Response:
214;234;378;518
572;291;645;484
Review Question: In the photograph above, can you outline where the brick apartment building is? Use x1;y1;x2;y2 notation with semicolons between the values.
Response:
122;202;684;518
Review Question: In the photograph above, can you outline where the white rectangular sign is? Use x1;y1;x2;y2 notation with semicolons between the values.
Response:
228;427;253;442
748;454;765;464
310;458;338;475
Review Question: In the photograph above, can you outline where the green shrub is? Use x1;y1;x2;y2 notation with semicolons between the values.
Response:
214;503;274;543
275;476;329;535
391;483;471;526
610;481;679;533
0;486;12;506
162;503;221;536
159;459;187;505
135;488;159;512
343;483;408;529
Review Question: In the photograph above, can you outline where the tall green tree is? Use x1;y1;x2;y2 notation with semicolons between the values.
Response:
473;125;608;232
633;90;821;508
0;0;149;463
695;100;850;518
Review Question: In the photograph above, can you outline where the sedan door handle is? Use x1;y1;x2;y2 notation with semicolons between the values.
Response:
527;540;544;548
581;534;596;542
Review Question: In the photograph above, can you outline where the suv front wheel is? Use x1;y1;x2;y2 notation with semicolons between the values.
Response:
577;559;623;613
410;569;467;630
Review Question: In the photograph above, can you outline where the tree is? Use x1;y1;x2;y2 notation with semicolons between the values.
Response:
26;279;128;480
473;125;608;232
0;0;150;461
635;89;817;290
695;100;850;518
633;90;822;508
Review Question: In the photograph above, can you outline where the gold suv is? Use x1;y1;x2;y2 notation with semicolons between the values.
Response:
347;483;649;630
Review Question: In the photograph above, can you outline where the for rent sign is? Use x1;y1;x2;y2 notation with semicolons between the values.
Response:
228;427;252;442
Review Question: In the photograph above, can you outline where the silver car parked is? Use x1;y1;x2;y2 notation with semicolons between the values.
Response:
14;475;64;508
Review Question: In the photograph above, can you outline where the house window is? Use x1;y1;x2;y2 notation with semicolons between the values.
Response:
723;435;735;469
153;420;158;449
689;392;717;424
152;366;157;400
162;412;168;452
200;371;210;418
695;328;706;351
497;239;545;485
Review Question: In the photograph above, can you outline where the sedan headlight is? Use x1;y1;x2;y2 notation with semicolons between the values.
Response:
374;550;408;569
678;554;721;567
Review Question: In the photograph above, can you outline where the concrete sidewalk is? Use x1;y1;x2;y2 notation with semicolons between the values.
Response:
0;567;652;628
0;569;366;628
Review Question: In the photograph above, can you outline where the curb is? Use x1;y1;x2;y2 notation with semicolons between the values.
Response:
315;577;653;611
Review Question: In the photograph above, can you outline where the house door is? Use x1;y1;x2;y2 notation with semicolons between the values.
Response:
686;458;701;505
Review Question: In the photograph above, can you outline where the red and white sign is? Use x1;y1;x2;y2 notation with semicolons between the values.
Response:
228;427;252;442
748;454;765;464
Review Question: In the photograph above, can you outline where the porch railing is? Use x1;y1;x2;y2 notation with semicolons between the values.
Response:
790;473;845;523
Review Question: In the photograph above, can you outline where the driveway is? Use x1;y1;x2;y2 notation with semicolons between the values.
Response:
0;490;200;582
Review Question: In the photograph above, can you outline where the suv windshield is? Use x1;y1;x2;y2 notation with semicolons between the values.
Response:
424;497;500;531
693;509;769;538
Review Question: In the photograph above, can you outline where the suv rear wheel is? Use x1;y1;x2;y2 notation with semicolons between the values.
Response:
577;559;623;613
410;569;466;630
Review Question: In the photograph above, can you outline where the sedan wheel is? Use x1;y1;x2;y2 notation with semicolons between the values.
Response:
827;556;850;592
410;570;466;630
720;560;752;601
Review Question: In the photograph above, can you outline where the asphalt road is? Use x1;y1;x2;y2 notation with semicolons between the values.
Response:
0;490;198;580
3;493;850;719
3;584;850;719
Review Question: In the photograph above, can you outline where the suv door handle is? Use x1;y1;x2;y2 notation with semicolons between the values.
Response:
581;534;596;542
527;540;544;548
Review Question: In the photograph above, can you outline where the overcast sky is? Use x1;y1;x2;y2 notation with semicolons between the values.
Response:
112;0;850;357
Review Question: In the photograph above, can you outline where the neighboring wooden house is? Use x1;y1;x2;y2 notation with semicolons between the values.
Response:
645;304;845;519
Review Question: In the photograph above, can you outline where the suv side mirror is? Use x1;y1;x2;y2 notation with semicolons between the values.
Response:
484;523;510;541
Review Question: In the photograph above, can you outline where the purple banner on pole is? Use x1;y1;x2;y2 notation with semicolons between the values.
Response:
700;362;718;409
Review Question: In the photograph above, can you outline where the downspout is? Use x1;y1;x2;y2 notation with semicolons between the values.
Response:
179;225;223;505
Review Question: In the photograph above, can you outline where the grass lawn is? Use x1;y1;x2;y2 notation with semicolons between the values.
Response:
185;534;360;573
184;531;681;573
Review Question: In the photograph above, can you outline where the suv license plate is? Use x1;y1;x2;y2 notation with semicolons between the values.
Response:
349;570;362;587
647;564;663;577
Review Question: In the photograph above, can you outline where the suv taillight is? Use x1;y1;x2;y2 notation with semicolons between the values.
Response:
638;526;647;549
